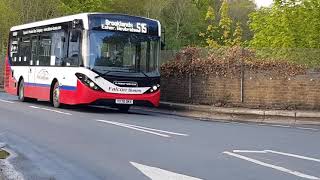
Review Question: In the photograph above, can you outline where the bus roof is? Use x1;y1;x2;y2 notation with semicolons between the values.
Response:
10;13;161;33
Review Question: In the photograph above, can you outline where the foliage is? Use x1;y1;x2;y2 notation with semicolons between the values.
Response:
232;22;243;46
200;0;245;48
161;47;307;78
219;0;233;46
0;0;257;55
248;0;320;66
249;0;320;49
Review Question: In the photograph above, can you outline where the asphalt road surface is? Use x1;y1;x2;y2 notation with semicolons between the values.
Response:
0;92;319;180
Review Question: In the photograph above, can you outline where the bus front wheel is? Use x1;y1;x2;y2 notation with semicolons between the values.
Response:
18;79;26;102
52;82;61;108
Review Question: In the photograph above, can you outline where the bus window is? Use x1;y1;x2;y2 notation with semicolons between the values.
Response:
31;36;38;66
10;37;19;65
65;30;81;66
38;35;52;66
51;31;66;66
19;37;31;66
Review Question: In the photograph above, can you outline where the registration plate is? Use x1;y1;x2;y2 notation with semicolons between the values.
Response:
115;99;134;105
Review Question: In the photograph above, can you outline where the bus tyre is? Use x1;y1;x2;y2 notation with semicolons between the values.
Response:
52;82;61;108
18;79;26;102
118;105;130;113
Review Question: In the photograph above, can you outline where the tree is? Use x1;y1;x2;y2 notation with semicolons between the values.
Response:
161;0;202;49
229;0;256;42
249;0;320;49
219;0;233;46
232;22;243;46
199;6;220;48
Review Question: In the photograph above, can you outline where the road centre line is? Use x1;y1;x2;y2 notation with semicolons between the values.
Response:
0;99;15;104
224;151;320;180
29;106;72;116
96;120;189;138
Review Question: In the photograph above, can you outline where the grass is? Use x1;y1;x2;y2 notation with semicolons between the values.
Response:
0;150;9;159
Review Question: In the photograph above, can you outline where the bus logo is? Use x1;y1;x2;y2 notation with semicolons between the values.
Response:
114;81;138;87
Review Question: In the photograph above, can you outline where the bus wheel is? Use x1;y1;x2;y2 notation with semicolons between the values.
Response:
52;82;61;108
117;105;130;113
18;79;26;102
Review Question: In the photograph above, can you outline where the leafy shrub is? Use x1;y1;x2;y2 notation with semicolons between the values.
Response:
161;46;307;78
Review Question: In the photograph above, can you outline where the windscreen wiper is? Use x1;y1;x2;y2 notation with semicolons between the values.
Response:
94;69;127;79
139;71;149;78
91;69;105;79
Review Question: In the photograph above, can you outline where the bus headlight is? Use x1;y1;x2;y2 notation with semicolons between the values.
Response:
149;84;160;93
152;85;158;91
75;73;103;91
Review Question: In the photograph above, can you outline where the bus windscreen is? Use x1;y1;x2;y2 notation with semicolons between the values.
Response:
89;31;160;77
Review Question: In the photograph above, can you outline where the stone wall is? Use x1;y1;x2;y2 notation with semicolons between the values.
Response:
161;71;320;110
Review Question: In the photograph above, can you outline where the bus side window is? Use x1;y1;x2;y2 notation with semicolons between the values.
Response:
65;30;81;67
20;37;31;66
10;37;19;66
31;36;38;66
51;31;66;66
38;35;52;66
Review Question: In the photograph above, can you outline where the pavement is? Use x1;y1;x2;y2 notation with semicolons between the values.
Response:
138;101;320;126
0;92;319;180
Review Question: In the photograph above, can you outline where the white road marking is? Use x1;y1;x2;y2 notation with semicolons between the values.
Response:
96;120;170;138
96;120;189;138
113;121;188;136
232;149;320;162
265;150;320;163
29;106;72;116
0;99;15;104
233;150;267;153
130;162;203;180
224;151;320;180
296;127;319;131
270;124;291;128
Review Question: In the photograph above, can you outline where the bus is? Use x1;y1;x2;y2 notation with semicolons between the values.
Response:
4;13;161;112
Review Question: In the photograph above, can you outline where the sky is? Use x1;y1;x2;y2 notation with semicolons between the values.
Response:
255;0;273;8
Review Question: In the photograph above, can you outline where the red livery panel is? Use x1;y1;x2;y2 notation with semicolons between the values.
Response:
60;80;160;107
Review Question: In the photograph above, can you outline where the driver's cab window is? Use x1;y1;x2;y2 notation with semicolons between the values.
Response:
66;30;81;66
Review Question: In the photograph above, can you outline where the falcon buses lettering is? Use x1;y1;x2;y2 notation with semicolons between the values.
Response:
108;87;143;94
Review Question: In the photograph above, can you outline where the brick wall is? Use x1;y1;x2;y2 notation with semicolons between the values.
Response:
161;71;320;110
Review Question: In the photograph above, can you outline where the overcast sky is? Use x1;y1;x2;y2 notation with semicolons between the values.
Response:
255;0;273;8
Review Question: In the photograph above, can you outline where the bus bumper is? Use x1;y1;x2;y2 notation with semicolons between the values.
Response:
60;80;160;107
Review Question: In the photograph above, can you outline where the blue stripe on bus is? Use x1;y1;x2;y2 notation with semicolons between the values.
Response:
60;85;77;91
25;83;77;91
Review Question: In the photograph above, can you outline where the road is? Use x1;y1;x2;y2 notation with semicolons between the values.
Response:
0;92;319;180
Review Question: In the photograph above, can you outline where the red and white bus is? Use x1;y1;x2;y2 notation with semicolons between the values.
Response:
4;13;161;111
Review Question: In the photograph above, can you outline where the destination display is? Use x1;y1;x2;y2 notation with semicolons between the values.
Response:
101;19;148;34
89;14;159;36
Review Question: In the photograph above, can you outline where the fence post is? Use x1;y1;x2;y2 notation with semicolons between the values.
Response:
188;73;192;99
240;50;244;103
